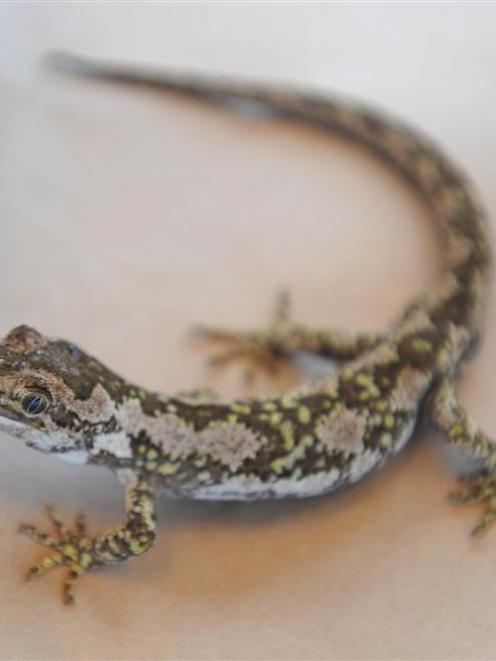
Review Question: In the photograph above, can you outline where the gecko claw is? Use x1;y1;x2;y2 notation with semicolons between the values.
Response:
74;512;87;536
449;472;496;535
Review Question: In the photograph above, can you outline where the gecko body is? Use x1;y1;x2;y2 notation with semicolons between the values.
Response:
0;53;493;604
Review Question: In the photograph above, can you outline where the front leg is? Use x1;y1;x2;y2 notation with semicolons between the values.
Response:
430;377;496;534
19;473;157;605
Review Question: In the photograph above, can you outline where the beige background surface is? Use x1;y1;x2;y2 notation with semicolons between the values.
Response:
2;3;496;660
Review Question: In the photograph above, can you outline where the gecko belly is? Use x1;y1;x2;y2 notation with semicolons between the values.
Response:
187;469;346;501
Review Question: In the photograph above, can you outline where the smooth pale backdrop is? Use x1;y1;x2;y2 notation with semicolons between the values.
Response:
1;3;496;660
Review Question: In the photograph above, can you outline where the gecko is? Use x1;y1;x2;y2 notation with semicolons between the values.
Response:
0;52;493;605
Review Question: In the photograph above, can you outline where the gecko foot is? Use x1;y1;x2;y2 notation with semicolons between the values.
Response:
19;478;156;605
19;506;96;605
449;472;496;535
193;290;293;382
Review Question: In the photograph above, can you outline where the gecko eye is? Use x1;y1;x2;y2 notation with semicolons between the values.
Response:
20;391;50;417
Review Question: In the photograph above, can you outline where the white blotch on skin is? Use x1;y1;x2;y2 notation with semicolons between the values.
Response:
92;430;132;458
74;383;116;423
197;422;263;472
431;381;461;432
391;368;431;411
316;406;368;454
116;399;196;458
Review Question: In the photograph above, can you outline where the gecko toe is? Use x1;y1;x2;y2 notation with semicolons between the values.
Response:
450;472;496;534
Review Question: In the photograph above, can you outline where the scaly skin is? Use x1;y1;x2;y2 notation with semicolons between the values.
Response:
0;52;493;604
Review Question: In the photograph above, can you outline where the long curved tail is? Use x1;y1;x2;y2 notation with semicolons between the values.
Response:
45;51;492;336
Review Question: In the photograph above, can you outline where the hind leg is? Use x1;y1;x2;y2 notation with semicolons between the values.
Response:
430;376;496;535
194;291;384;380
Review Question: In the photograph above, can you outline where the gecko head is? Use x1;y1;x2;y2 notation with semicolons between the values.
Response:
0;325;122;458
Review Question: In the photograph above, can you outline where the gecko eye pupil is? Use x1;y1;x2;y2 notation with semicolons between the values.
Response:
21;392;49;417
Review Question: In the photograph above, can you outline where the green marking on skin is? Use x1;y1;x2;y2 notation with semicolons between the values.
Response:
411;339;432;352
297;406;311;424
158;462;177;475
231;403;251;415
342;367;353;380
281;396;297;410
383;414;395;430
355;373;374;388
281;420;295;451
449;423;463;438
379;432;393;447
